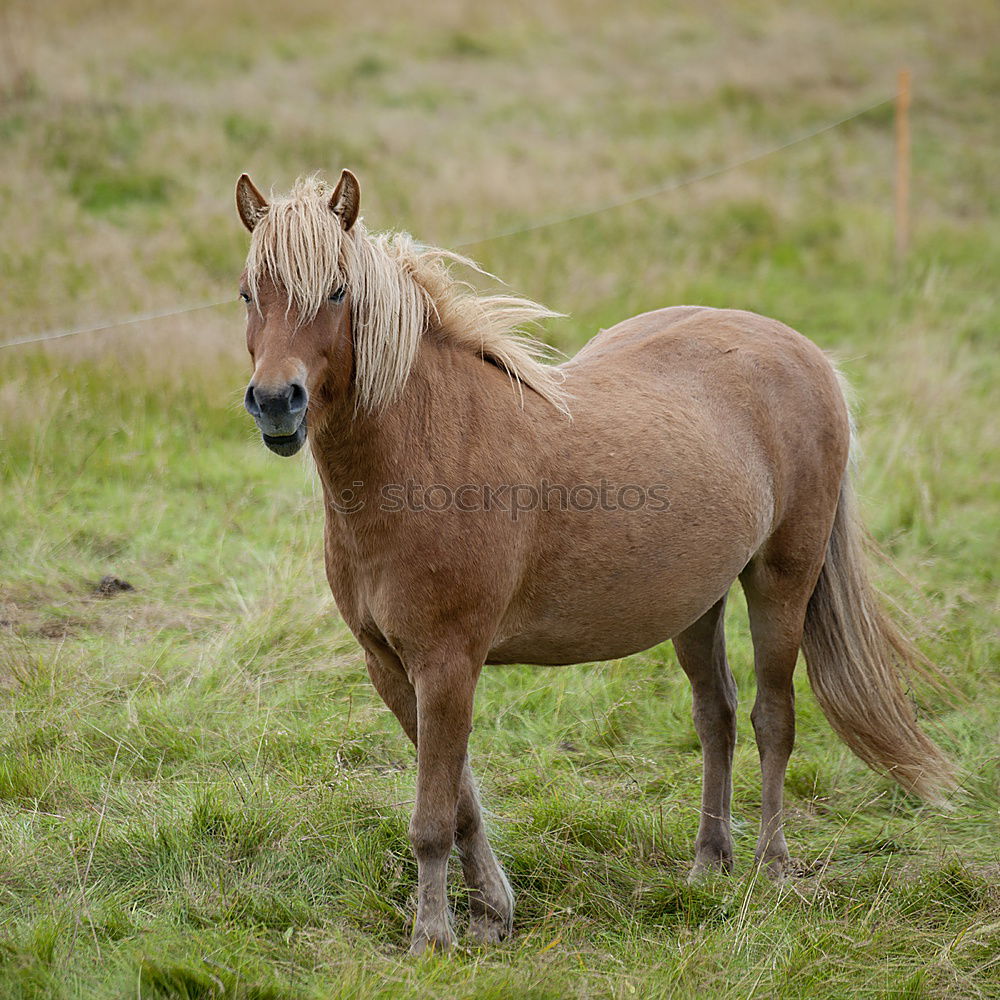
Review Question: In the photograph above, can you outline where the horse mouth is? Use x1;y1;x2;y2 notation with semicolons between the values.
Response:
261;420;307;456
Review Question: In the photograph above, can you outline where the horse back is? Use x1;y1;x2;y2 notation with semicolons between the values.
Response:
562;304;851;530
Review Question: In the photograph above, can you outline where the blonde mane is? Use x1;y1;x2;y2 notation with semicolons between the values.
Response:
245;177;569;415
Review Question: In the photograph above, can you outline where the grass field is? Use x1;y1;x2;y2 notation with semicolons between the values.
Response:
1;0;998;996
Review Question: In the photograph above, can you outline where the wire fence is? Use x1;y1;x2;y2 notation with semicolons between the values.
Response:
0;93;894;353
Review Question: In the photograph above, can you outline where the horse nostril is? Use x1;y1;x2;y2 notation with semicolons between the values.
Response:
288;380;308;414
244;383;261;417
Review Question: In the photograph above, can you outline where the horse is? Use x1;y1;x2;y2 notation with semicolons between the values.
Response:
233;169;955;954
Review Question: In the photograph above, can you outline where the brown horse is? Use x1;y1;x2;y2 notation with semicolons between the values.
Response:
234;170;954;953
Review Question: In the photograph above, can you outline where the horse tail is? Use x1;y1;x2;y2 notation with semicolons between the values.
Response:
801;475;957;803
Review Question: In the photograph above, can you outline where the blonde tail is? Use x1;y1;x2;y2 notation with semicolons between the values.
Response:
802;478;956;802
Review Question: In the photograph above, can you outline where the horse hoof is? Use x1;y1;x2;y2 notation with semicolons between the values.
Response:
468;912;512;945
757;854;809;880
409;924;457;956
688;851;734;882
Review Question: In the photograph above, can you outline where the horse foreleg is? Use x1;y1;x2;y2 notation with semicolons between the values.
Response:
672;596;738;877
407;652;480;954
365;644;510;948
455;758;514;944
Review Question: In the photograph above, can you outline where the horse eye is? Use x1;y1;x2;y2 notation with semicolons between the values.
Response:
239;291;251;304
329;287;346;304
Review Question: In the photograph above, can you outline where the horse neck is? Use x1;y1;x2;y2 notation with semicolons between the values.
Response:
309;328;535;500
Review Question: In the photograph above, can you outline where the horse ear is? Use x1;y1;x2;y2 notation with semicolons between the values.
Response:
329;169;360;232
236;174;268;232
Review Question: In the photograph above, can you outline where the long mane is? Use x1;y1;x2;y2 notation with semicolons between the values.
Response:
245;176;570;415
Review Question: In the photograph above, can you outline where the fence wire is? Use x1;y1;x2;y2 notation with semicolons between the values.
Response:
0;94;892;353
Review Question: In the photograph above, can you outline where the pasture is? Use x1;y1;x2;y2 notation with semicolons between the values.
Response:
1;0;997;997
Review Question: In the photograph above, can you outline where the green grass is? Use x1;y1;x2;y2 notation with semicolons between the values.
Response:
1;1;998;997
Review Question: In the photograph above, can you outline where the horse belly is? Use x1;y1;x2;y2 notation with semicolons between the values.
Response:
486;502;761;666
487;616;694;666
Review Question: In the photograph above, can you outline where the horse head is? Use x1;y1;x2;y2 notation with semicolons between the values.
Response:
235;170;360;455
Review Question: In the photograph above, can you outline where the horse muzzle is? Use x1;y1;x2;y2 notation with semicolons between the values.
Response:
245;379;309;457
260;419;307;456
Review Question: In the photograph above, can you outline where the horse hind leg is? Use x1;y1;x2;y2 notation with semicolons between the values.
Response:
739;534;826;877
672;596;738;877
